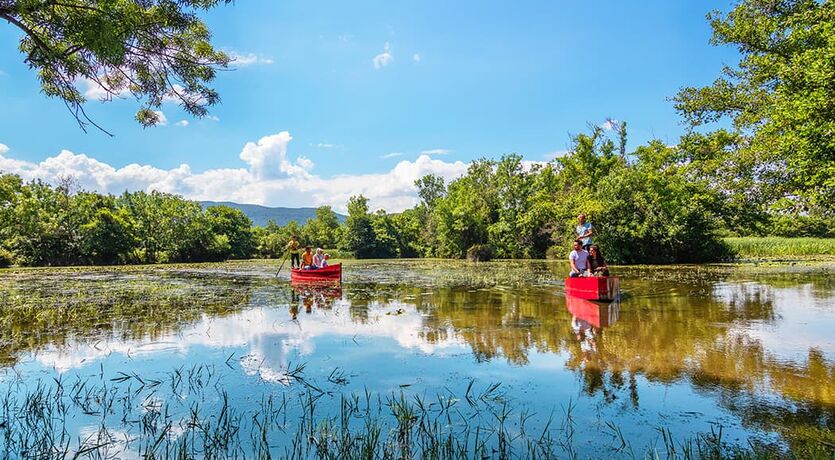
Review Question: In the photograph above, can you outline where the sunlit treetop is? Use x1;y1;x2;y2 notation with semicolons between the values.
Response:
0;0;231;134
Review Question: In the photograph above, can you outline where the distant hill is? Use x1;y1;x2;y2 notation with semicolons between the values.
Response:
200;201;346;227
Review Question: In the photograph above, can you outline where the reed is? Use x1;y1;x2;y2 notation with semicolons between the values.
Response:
725;237;835;259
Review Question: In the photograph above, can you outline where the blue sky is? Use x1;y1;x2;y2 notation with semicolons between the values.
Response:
0;0;738;211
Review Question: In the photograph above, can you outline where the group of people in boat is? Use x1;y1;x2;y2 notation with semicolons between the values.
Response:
568;213;610;277
286;235;331;270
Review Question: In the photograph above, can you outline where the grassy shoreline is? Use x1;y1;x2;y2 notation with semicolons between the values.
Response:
724;237;835;259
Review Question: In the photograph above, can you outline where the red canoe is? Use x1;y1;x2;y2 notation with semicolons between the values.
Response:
290;263;342;283
564;276;619;301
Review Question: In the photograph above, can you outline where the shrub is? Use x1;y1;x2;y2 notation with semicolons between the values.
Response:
545;245;567;260
0;248;15;268
466;244;493;262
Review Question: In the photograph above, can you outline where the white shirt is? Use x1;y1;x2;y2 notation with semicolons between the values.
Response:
569;249;589;271
576;222;593;245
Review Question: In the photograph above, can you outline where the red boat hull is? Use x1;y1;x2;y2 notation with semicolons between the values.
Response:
564;276;619;301
290;263;342;283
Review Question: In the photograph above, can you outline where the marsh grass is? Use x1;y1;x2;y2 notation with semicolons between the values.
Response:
725;237;835;259
1;364;825;460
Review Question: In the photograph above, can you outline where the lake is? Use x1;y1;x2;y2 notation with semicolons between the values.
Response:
0;260;833;458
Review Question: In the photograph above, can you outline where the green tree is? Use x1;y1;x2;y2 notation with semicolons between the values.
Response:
303;206;341;249
340;195;377;258
205;205;255;259
673;0;835;215
1;0;230;132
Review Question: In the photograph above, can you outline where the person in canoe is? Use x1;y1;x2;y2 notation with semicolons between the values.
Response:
576;213;594;251
286;235;301;269
588;245;610;277
312;248;326;268
569;239;591;277
301;246;314;269
321;253;330;267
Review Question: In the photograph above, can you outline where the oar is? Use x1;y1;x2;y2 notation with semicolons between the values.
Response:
275;252;289;278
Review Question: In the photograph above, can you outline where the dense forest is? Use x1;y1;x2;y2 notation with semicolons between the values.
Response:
1;0;833;267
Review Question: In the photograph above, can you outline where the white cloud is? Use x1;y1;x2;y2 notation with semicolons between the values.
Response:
153;110;168;126
380;152;403;159
175;120;189;127
0;132;469;213
421;148;450;155
412;53;421;63
207;115;220;122
227;51;274;67
373;42;393;69
77;76;129;100
601;118;618;131
0;143;8;154
338;34;353;43
316;143;339;149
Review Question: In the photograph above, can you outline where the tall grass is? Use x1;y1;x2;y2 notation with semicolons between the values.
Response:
725;237;835;258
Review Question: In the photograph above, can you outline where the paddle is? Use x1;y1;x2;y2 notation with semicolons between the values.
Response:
275;252;289;278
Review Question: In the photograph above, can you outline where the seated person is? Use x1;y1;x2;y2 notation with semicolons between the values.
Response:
569;239;590;277
588;245;610;277
312;248;325;268
301;246;314;269
321;253;330;267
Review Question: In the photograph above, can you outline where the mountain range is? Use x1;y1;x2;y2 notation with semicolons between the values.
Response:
200;201;346;227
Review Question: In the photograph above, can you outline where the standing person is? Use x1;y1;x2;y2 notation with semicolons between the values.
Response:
576;213;594;251
569;239;590;277
286;235;301;269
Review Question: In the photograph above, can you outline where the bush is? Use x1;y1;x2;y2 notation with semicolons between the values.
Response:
0;248;14;268
768;214;835;238
545;245;567;260
466;244;493;262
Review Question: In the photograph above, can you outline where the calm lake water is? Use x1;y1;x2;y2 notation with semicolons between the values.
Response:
0;260;833;458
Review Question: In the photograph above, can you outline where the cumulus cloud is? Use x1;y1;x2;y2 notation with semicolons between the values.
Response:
175;120;189;127
228;51;274;67
0;143;8;154
601;118;619;131
373;42;393;69
153;110;168;126
0;132;469;213
77;76;129;100
421;148;450;155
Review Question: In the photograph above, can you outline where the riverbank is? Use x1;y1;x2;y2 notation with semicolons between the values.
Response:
725;237;835;259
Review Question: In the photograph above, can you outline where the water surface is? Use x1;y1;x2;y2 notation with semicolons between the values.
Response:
0;260;832;457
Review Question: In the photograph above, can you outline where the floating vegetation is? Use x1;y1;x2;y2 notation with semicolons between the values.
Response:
0;260;833;458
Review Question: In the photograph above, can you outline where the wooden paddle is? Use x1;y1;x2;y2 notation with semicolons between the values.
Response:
275;252;289;277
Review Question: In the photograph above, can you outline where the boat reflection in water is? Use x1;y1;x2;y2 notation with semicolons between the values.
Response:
566;294;620;354
290;283;343;319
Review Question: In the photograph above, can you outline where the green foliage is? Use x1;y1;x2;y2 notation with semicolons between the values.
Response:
0;174;256;266
205;206;256;259
340;195;379;258
725;237;835;258
466;244;493;262
1;0;231;132
0;248;14;268
674;0;835;215
595;142;732;263
303;206;341;249
767;214;835;238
